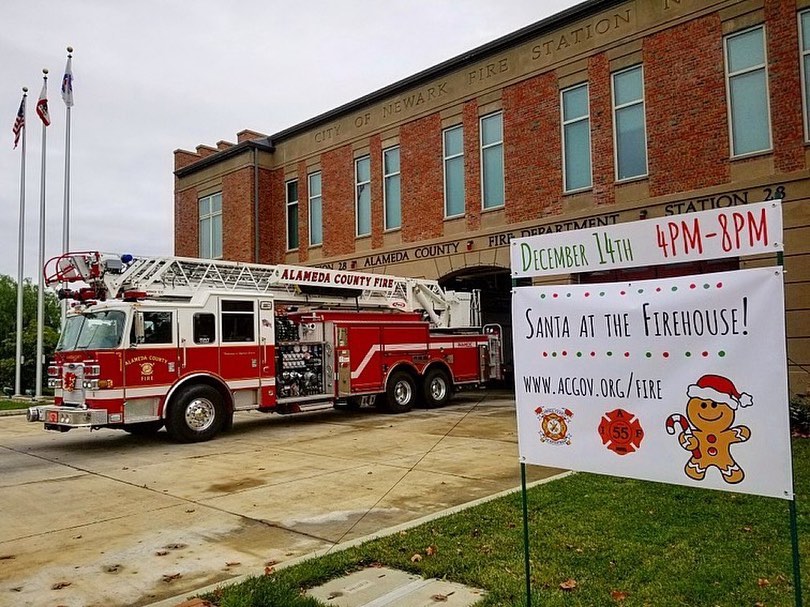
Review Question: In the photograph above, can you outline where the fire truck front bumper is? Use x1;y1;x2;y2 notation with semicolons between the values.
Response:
27;406;108;428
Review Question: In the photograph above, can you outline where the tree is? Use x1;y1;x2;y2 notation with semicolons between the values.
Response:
0;275;61;395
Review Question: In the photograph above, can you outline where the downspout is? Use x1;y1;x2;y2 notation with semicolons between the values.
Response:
253;146;260;263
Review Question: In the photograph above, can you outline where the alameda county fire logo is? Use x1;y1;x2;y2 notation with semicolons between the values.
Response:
140;362;154;376
535;406;573;445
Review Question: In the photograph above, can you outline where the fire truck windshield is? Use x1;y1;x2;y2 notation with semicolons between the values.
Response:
57;310;127;351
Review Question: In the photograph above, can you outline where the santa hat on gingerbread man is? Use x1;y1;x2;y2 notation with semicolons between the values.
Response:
686;374;753;409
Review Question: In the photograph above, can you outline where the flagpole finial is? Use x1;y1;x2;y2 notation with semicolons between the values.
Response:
22;86;28;93
67;46;73;55
42;68;49;77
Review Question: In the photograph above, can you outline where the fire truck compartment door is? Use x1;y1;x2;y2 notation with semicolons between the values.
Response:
258;299;276;405
338;325;383;395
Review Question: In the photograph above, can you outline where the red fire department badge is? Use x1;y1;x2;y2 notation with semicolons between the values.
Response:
535;406;573;445
63;372;77;392
598;408;644;455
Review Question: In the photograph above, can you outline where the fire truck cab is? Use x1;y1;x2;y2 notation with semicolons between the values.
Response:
27;252;503;442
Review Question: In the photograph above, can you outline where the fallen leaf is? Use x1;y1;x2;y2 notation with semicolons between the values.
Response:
426;545;437;556
611;589;629;601
265;560;279;567
754;603;765;607
164;543;187;550
757;578;770;588
185;509;196;513
264;566;274;576
104;564;122;573
0;555;15;560
155;551;169;556
162;573;182;583
411;553;423;562
559;578;577;591
742;526;753;533
225;561;241;567
51;581;72;590
431;594;449;602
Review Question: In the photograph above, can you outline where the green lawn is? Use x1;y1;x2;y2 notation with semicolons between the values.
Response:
204;439;809;607
0;398;30;411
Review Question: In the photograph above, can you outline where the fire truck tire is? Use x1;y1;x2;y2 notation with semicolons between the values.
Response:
166;385;226;443
383;370;416;414
422;368;452;408
122;420;164;435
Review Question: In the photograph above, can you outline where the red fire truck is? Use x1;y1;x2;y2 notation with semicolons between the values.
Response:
27;252;503;442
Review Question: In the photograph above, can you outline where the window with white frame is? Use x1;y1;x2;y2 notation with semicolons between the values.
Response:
561;83;592;192
308;172;322;246
443;126;465;218
383;146;401;230
480;112;504;209
198;192;222;259
612;65;648;180
355;156;371;236
725;26;771;156
800;10;810;141
286;179;299;250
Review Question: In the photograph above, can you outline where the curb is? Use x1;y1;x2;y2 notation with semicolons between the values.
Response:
0;408;29;417
147;470;573;607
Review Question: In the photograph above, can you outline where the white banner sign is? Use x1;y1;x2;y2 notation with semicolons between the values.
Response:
510;200;783;278
512;267;792;499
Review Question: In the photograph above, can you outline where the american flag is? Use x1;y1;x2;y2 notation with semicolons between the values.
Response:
12;94;25;148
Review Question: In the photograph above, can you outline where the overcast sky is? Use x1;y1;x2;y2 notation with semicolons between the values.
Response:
1;0;580;281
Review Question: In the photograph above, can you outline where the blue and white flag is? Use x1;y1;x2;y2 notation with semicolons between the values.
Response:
61;55;73;107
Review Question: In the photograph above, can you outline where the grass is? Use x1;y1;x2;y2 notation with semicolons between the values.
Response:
202;439;809;607
0;397;31;411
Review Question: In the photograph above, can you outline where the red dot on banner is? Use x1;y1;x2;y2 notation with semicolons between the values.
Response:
702;351;709;357
584;292;590;297
656;287;662;292
543;352;548;357
562;351;567;356
553;293;558;298
590;351;596;357
716;282;723;288
620;290;626;295
690;284;696;289
624;352;630;358
663;352;670;358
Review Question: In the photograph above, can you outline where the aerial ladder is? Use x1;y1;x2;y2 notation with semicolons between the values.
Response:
44;251;482;329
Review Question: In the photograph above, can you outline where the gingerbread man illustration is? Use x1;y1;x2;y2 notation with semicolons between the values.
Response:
666;374;752;484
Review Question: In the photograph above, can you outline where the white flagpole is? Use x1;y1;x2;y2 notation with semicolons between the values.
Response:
14;87;28;397
35;69;48;399
61;47;73;325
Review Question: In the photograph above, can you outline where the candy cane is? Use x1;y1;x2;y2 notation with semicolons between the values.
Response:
665;413;702;459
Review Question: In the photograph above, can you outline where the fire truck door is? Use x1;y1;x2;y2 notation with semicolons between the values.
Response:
124;310;179;408
258;299;276;405
218;299;260;400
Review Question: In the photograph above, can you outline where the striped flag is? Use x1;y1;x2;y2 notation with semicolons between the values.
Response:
12;94;25;148
61;55;73;107
36;78;50;126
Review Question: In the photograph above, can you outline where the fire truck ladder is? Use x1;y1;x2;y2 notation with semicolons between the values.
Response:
44;252;478;329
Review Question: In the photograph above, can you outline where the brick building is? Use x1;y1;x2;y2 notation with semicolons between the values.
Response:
174;0;810;393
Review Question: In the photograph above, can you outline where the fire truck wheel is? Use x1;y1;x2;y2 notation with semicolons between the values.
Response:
423;368;452;408
166;385;226;443
122;420;164;435
384;370;416;414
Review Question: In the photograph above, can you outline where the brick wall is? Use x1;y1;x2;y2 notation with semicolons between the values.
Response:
401;114;443;242
645;14;729;197
370;135;384;249
174;186;198;257
297;160;309;262
322;144;355;257
463;101;481;231
222;167;254;262
503;72;562;223
766;0;806;174
258;167;284;264
588;53;616;207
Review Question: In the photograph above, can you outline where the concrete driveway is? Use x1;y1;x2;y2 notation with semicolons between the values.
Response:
0;390;561;607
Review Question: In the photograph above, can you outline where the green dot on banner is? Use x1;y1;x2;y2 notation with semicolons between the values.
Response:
607;351;613;357
685;351;692;357
600;292;606;297
552;352;557;357
566;293;572;298
704;284;710;289
540;294;546;299
646;352;652;358
719;351;726;357
671;286;678;292
638;289;644;294
576;352;582;357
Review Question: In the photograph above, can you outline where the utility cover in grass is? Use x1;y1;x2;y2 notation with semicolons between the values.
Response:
306;566;486;606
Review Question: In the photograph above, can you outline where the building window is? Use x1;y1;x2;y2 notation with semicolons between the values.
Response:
480;112;504;209
355;156;371;236
725;26;771;156
443;126;465;218
198;192;222;259
561;83;592;192
383;146;401;230
221;300;255;343
286;180;299;251
800;10;810;141
612;65;648;180
308;171;322;246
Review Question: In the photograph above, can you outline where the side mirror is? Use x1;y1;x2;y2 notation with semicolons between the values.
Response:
133;311;145;346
